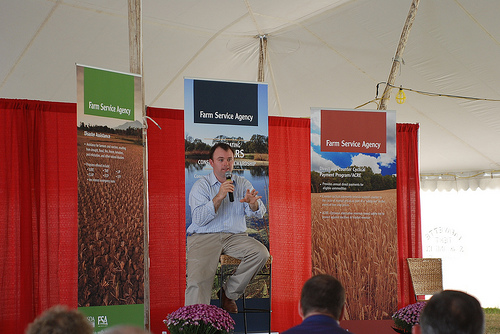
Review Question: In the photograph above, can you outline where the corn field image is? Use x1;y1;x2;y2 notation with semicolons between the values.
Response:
77;128;144;307
311;189;398;320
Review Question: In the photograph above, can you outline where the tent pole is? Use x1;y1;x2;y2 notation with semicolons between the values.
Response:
258;35;268;82
128;0;150;331
378;0;420;110
128;0;143;77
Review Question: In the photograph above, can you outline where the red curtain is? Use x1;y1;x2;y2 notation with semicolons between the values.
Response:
145;107;186;334
268;116;312;331
0;99;421;333
0;99;78;333
396;123;422;308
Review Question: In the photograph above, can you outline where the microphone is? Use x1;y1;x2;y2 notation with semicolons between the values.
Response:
225;171;234;202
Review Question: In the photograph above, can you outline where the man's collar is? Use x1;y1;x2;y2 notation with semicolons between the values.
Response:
208;172;219;186
303;312;339;324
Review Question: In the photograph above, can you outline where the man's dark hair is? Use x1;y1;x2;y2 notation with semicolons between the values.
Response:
25;305;93;334
300;274;345;320
419;290;484;334
209;142;234;160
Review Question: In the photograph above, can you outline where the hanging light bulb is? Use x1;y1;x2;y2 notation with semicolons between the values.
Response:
396;86;406;104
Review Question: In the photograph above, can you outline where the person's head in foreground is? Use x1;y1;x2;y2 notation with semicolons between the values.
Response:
413;290;484;334
25;305;93;334
300;274;345;321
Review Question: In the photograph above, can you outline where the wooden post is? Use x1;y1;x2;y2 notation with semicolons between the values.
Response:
258;35;267;82
128;0;149;331
378;0;420;110
128;0;142;76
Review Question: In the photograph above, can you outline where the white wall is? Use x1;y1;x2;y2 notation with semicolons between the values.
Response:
420;188;500;308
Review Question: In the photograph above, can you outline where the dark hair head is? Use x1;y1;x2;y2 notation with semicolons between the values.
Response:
209;142;234;160
420;290;484;334
300;274;345;320
25;305;93;334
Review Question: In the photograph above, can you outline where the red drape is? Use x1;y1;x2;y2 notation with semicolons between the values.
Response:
0;99;421;333
145;107;186;334
0;99;78;333
268;116;312;332
396;123;422;308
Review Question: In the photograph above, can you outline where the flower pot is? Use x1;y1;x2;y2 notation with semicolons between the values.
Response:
392;326;411;334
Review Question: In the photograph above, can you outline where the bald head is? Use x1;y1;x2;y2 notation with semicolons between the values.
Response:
417;290;484;334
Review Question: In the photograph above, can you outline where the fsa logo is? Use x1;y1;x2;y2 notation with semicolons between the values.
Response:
97;315;108;327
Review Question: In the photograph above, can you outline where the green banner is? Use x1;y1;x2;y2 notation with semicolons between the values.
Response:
84;67;135;121
77;64;144;331
79;304;144;333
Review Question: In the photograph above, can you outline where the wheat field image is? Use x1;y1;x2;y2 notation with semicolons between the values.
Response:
312;189;398;320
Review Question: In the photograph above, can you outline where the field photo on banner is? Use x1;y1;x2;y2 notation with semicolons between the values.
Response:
310;108;397;320
76;65;145;331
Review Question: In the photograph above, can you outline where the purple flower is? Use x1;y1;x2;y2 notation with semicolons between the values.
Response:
164;304;235;334
392;302;427;332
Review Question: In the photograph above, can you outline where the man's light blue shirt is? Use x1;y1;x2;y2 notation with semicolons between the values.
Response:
187;172;266;234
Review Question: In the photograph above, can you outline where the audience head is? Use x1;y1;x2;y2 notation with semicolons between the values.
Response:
25;305;93;334
300;274;346;321
413;290;484;334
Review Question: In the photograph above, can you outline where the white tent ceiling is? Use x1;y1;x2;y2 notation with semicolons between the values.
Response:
2;0;500;175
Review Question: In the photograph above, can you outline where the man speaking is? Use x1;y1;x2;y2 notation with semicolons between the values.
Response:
185;142;269;313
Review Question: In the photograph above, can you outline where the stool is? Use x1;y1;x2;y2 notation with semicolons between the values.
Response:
218;254;272;334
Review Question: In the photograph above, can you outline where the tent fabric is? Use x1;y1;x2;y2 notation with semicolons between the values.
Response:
0;98;421;333
420;171;500;192
2;0;500;175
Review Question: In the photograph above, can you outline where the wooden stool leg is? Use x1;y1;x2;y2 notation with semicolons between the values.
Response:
219;262;223;309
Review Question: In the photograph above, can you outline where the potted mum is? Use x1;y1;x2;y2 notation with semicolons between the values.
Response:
164;304;235;334
392;302;427;334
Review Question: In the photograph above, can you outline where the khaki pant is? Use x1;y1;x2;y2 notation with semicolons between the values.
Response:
185;233;269;305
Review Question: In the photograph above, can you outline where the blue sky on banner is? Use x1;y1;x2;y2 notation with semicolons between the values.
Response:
310;108;397;176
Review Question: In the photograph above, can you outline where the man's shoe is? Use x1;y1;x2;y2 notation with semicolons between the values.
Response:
220;288;238;313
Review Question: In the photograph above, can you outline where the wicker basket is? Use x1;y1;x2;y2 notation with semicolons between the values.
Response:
407;258;443;298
